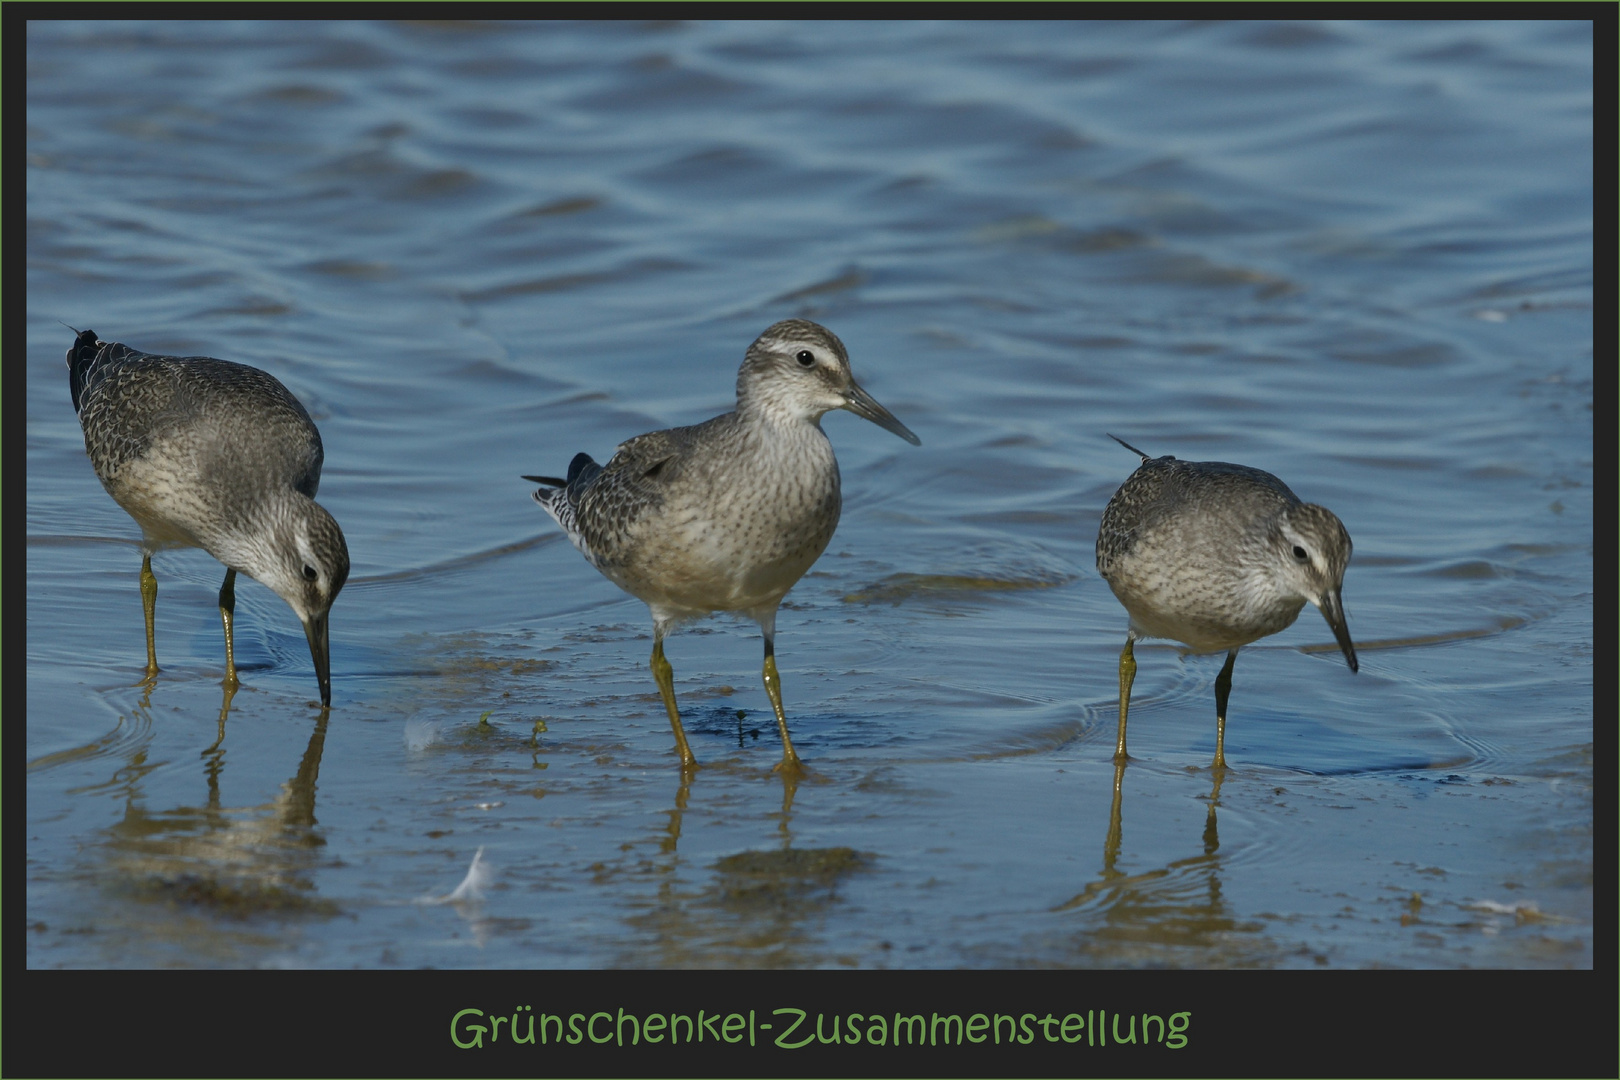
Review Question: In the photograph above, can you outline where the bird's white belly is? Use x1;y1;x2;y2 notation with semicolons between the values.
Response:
616;506;827;613
1106;559;1306;652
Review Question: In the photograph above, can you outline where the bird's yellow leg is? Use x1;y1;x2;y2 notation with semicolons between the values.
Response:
1113;636;1136;764
204;677;238;759
762;642;804;775
1103;758;1126;872
140;554;159;678
651;638;698;769
218;568;240;689
1212;649;1237;772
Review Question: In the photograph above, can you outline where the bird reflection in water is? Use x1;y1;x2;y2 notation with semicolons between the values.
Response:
656;755;801;858
1055;765;1232;946
104;687;333;920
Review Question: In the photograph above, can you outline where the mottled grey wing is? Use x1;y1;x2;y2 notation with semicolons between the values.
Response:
87;347;323;494
169;358;325;498
569;417;737;560
1174;460;1298;506
1097;457;1172;573
607;426;695;483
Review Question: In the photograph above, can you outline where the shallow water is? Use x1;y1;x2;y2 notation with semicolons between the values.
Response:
26;20;1591;969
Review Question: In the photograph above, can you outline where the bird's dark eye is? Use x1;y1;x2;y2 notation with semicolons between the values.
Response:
303;565;319;582
795;350;815;368
1292;545;1309;562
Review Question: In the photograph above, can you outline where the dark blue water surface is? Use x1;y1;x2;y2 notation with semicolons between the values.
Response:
27;20;1591;968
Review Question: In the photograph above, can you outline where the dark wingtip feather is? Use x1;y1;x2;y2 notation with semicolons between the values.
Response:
565;452;602;488
525;453;602;510
1107;433;1152;461
67;328;104;415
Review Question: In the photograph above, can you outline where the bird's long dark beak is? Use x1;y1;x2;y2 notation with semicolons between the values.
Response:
1317;587;1358;673
304;610;333;706
843;381;921;445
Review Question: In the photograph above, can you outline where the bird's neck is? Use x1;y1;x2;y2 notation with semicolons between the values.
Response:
736;391;828;436
207;488;312;576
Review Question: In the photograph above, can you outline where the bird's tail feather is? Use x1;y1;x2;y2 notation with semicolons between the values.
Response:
66;328;103;415
522;452;603;506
